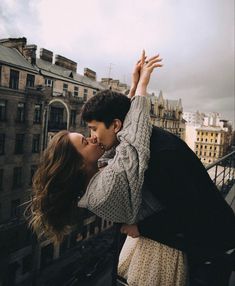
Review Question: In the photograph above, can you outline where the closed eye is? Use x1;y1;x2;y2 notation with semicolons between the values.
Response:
82;136;88;145
88;126;96;131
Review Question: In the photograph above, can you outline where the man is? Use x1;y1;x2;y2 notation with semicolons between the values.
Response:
81;51;235;284
81;89;235;285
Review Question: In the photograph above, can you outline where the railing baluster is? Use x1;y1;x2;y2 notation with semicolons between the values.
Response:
206;151;235;195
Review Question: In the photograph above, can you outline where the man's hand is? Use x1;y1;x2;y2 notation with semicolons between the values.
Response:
135;52;163;96
120;224;140;238
129;50;146;98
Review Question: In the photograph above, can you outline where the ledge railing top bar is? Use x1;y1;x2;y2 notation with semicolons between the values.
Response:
206;150;235;171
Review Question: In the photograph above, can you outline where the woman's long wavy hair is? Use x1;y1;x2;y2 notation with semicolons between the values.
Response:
27;130;86;244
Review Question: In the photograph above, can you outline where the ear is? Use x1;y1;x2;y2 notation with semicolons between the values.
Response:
112;119;123;134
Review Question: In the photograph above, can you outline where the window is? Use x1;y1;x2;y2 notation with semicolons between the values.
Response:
16;103;25;123
0;134;5;155
15;134;24;154
215;139;217;143
209;152;211;156
211;133;213;136
200;145;202;149
30;165;37;185
63;83;68;96
214;153;216;157
45;78;53;87
11;199;20;218
202;132;204;135
50;107;63;124
13;167;22;189
70;110;76;126
196;145;198;148
0;100;7;121
74;86;79;97
83;89;88;101
215;133;218;137
205;138;207;142
9;69;19;89
204;152;206;156
93;90;96;96
0;169;3;191
34;104;42;124
214;147;217;150
26;74;35;87
32;134;40;153
80;118;87;127
195;151;198;155
210;146;212;150
205;146;207;149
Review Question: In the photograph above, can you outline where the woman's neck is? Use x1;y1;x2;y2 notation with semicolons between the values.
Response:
84;163;99;186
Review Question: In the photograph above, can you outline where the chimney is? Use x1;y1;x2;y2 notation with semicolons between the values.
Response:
84;68;96;81
40;48;53;63
55;55;77;72
0;37;27;53
23;45;37;65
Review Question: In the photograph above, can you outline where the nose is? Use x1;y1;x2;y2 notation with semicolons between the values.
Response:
90;129;96;137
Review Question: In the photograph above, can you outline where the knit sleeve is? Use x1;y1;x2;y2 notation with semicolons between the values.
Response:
78;96;152;223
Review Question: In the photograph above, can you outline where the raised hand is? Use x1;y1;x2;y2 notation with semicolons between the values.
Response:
135;52;163;96
129;50;146;98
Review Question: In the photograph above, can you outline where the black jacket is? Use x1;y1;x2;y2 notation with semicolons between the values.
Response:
138;126;235;265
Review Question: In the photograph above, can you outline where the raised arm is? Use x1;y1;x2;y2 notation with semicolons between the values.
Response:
78;52;162;223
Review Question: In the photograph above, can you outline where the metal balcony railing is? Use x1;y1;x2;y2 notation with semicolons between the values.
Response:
206;150;235;197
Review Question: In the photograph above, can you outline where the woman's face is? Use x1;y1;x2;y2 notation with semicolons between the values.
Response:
69;132;105;164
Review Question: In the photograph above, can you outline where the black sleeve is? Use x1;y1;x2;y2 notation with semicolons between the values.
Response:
137;149;206;249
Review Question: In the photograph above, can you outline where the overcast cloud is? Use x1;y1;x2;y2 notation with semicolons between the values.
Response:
0;0;234;125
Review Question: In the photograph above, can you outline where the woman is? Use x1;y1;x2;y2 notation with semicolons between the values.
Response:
28;51;157;241
28;51;187;285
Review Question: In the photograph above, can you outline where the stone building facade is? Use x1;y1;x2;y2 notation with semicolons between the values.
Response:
0;37;112;286
149;91;186;140
100;77;129;94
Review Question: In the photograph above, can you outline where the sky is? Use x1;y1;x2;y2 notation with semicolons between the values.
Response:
0;0;234;125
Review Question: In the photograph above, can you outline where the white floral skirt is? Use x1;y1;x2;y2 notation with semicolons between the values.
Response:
118;236;187;286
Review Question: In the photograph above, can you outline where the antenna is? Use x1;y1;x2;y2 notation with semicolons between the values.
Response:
107;63;115;78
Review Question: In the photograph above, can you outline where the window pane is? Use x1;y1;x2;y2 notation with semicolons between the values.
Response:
0;100;7;121
32;135;40;153
26;74;35;87
13;167;22;189
15;134;24;154
34;104;42;123
9;70;19;89
0;134;5;155
16;103;25;123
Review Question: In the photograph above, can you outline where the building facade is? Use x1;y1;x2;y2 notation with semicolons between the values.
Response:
194;114;232;165
0;37;112;286
149;91;186;140
100;77;129;94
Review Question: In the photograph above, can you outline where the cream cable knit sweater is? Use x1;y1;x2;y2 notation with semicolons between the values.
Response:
78;96;152;223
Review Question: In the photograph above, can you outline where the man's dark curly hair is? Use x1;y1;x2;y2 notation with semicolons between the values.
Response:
81;90;131;128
